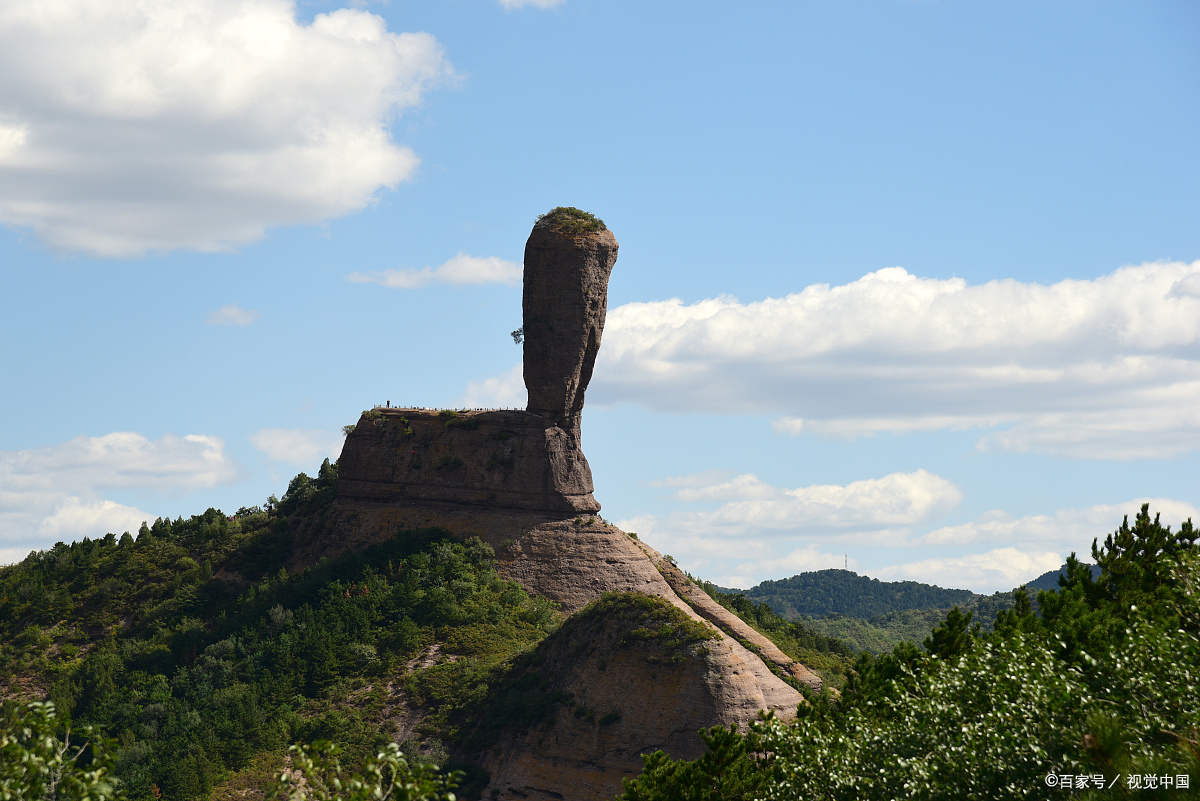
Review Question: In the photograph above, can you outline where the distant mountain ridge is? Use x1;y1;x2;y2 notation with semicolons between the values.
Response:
730;564;1096;621
1024;562;1102;593
735;568;978;619
722;564;1095;654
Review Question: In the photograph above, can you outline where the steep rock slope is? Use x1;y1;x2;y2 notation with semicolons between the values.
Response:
473;594;786;801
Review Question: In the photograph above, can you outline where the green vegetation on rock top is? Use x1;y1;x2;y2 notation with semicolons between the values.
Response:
581;591;719;649
534;206;607;235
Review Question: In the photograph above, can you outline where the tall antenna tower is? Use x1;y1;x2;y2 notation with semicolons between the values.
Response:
844;553;847;571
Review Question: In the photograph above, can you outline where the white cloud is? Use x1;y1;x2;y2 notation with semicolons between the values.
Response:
206;304;260;326
616;469;961;588
615;466;1198;593
348;253;522;289
250;428;343;468
0;0;454;256
919;498;1200;551
876;548;1065;594
0;432;238;560
640;469;962;536
1;432;237;493
460;363;526;408
37;497;149;540
566;260;1200;459
498;0;566;9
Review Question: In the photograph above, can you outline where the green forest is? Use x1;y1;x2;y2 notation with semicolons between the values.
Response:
2;457;1197;800
0;462;560;799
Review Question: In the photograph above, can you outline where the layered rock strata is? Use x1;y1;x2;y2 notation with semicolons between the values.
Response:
338;408;600;514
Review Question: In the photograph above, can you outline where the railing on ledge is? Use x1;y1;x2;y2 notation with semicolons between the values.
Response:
369;405;526;413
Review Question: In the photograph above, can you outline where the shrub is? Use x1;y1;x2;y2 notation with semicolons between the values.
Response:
534;207;606;235
0;701;118;801
268;741;460;801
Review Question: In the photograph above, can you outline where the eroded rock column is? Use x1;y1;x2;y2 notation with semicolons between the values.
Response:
522;208;619;438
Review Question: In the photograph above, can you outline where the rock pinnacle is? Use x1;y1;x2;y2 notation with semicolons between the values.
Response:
522;207;619;439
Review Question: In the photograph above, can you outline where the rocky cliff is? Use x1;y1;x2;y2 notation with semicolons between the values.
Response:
330;208;818;801
339;408;600;515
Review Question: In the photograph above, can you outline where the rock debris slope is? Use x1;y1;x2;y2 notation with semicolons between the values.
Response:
332;208;818;801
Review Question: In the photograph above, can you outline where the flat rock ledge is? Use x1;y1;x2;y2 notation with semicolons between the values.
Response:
338;408;600;515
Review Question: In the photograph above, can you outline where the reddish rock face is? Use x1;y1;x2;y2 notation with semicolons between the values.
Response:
522;218;619;439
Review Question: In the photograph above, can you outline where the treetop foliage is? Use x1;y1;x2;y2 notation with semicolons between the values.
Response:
0;701;116;801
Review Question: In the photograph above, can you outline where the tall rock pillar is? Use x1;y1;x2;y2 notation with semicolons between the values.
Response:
522;208;619;440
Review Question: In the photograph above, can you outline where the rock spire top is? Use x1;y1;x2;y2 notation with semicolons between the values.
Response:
522;207;618;437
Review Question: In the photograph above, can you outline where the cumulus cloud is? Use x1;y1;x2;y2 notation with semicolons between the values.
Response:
551;260;1200;459
0;432;238;560
206;304;260;326
876;548;1065;594
37;498;150;542
348;254;522;289
887;498;1200;592
0;0;454;256
616;469;962;588
647;469;962;533
615;463;1199;592
919;498;1200;551
250;428;344;468
2;432;237;493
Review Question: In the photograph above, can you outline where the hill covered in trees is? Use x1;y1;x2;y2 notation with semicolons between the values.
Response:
736;570;977;619
725;563;1099;654
3;445;1192;801
0;462;561;798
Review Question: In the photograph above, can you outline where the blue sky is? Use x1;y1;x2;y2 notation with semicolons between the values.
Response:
1;0;1198;592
